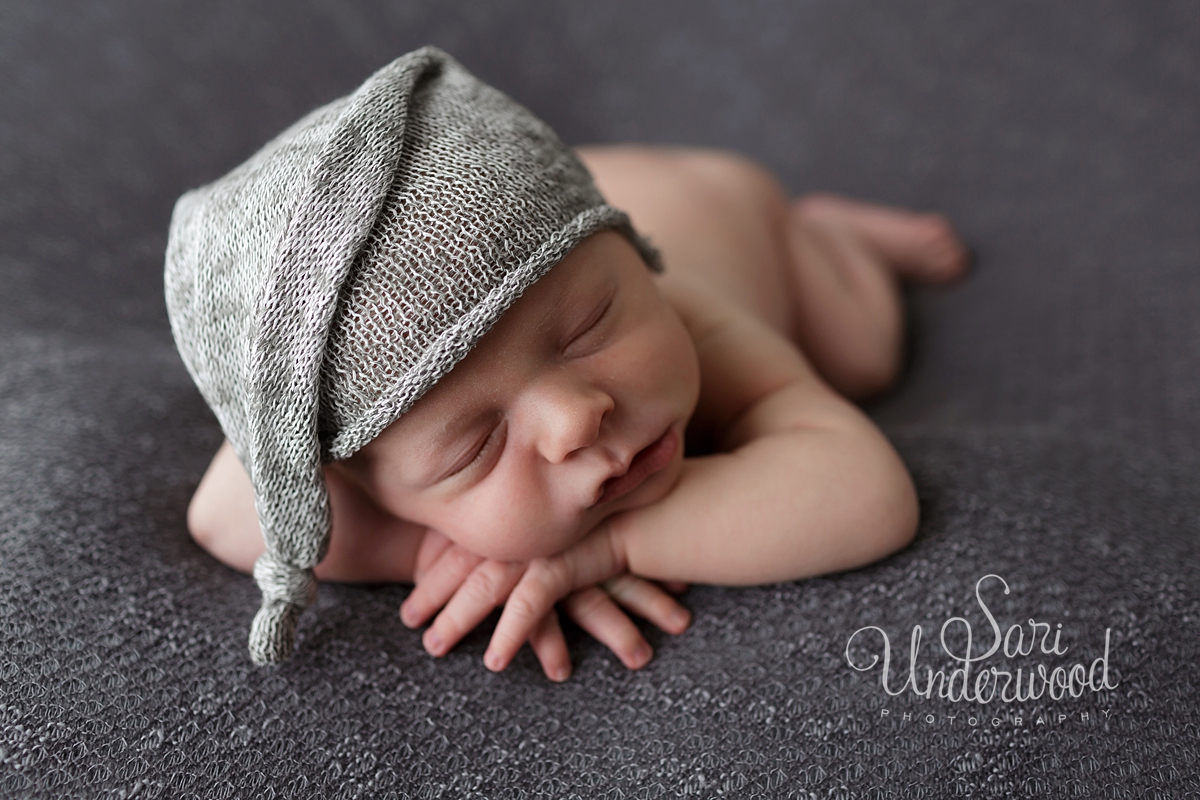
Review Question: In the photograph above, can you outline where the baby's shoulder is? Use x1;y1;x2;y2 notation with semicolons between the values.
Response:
659;276;845;451
656;276;728;346
659;276;805;387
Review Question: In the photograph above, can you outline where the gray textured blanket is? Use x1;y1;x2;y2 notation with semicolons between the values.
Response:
1;2;1197;797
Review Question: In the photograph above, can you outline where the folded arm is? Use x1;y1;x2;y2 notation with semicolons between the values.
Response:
618;276;918;583
476;278;919;669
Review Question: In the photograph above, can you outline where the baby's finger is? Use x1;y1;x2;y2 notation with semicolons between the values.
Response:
483;560;568;671
400;544;484;628
602;575;691;635
562;586;652;670
528;611;571;683
423;560;525;657
484;531;626;671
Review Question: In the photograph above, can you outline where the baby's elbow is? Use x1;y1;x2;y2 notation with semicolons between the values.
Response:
893;473;920;552
187;493;217;551
841;426;920;566
186;490;262;575
187;493;237;566
875;456;919;558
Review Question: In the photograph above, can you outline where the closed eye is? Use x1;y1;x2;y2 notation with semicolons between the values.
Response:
565;293;615;353
447;419;505;480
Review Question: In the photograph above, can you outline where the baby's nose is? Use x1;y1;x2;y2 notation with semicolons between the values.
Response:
531;377;614;464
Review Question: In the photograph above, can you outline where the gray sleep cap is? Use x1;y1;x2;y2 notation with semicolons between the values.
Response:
164;45;662;665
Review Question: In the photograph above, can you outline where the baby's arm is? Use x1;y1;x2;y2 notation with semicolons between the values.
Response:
615;280;917;584
463;279;918;670
188;440;426;583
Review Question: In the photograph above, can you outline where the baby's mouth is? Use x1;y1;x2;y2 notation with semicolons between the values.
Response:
593;426;679;506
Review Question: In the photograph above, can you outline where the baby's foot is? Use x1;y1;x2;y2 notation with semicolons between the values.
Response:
791;194;970;283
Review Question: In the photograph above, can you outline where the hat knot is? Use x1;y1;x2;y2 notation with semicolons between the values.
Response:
248;551;319;665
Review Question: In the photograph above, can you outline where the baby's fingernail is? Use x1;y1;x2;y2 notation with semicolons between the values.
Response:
484;651;503;672
553;666;570;683
424;630;443;656
632;644;652;668
399;604;416;627
671;609;690;630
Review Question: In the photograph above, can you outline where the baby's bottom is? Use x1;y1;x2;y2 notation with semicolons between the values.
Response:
576;146;968;400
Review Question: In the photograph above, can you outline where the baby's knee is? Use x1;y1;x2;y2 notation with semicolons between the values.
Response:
843;352;903;401
186;489;263;574
821;333;904;402
186;490;219;552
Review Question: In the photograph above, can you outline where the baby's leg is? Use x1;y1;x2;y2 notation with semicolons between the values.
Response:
577;145;968;401
781;193;968;398
580;145;800;342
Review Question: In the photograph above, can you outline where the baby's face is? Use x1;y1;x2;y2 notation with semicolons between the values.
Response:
341;231;700;561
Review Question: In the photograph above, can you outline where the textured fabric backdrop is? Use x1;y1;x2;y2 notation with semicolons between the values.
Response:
1;2;1197;797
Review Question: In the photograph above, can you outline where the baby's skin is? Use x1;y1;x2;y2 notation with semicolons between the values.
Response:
189;145;968;680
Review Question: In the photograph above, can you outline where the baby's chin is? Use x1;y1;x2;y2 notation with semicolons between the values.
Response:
454;517;586;562
460;461;683;561
470;511;615;562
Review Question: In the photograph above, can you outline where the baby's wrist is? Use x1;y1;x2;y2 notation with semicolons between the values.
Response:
598;512;633;580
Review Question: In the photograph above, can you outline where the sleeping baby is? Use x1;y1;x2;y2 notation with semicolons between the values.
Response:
168;46;967;680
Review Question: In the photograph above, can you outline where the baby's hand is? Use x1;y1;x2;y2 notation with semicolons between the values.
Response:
400;529;689;681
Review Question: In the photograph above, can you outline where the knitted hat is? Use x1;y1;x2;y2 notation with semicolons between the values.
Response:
164;46;661;665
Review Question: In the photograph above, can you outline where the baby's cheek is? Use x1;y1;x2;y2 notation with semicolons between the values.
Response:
470;507;583;562
441;494;546;561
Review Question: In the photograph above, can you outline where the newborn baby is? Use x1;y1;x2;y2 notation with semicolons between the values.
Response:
172;46;966;679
